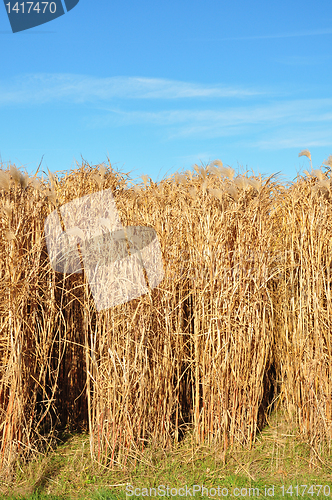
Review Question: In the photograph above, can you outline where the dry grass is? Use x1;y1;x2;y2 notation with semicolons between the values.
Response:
1;153;332;479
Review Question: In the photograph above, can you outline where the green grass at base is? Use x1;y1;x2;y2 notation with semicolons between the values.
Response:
1;409;332;500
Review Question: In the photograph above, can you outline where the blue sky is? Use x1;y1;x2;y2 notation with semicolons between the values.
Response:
1;0;332;186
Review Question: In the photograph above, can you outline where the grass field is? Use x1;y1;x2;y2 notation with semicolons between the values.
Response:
1;407;332;499
1;150;332;498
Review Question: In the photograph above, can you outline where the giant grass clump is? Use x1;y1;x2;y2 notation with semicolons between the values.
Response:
271;152;332;453
1;152;332;478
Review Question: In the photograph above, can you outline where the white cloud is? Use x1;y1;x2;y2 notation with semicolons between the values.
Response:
84;98;332;140
250;130;332;150
1;73;331;153
0;73;265;106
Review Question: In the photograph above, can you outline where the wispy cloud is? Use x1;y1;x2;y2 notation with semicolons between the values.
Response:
85;98;332;137
250;129;332;150
80;97;332;154
1;73;331;153
186;28;332;41
0;73;266;106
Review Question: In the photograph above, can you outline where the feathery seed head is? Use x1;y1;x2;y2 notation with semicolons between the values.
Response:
299;149;312;162
31;177;43;191
319;179;330;190
223;166;235;180
174;173;180;184
47;169;55;183
140;174;149;187
312;169;324;181
45;189;57;205
47;169;58;194
247;178;261;190
311;179;330;199
234;176;249;190
211;159;223;169
201;179;208;193
20;172;30;190
323;155;332;168
92;172;103;187
209;160;235;180
226;184;239;201
209;187;223;201
99;165;107;177
198;166;207;180
178;174;187;184
10;165;23;186
0;170;11;191
185;170;193;181
208;165;223;178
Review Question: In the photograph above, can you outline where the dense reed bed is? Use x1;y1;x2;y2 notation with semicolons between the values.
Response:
0;151;332;478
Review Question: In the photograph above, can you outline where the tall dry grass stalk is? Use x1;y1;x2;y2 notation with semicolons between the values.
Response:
0;153;332;477
271;163;332;454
